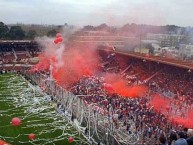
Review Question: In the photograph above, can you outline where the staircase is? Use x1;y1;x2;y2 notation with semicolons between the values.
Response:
25;47;32;57
11;47;17;60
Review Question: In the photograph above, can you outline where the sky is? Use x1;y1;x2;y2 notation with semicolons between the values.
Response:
0;0;193;27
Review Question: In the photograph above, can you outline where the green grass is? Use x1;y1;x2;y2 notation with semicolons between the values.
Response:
0;73;88;145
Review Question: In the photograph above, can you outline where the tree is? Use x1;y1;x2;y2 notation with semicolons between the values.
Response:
27;30;37;39
96;23;109;31
166;25;179;34
64;23;68;27
47;29;57;37
82;25;95;31
0;22;9;39
8;26;25;40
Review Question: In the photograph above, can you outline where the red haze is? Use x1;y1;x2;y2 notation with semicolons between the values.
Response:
31;53;50;72
150;94;193;128
32;43;100;87
150;94;170;113
172;110;193;128
104;73;147;97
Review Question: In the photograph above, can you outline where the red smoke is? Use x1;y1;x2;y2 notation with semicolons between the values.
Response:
150;94;170;114
104;73;147;97
52;49;98;86
33;40;147;98
150;94;193;128
32;43;100;87
172;110;193;128
31;53;50;72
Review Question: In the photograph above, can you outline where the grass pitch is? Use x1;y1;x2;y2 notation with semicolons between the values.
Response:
0;73;87;145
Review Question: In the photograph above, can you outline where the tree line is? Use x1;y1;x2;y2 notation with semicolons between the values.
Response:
1;21;193;41
0;22;36;40
82;23;193;37
0;22;62;40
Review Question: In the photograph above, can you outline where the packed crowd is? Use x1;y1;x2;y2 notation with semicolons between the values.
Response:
69;52;193;145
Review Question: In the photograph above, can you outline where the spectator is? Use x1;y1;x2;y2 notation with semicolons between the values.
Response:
187;129;193;145
158;133;168;145
168;131;177;145
174;132;188;145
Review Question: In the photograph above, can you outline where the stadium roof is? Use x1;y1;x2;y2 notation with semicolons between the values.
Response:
114;49;193;70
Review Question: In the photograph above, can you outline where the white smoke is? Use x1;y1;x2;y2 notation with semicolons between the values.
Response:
61;25;78;41
34;25;78;72
54;44;65;68
35;36;65;69
35;36;57;56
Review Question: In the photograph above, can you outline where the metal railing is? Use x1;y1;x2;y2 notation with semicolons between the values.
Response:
22;71;141;145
